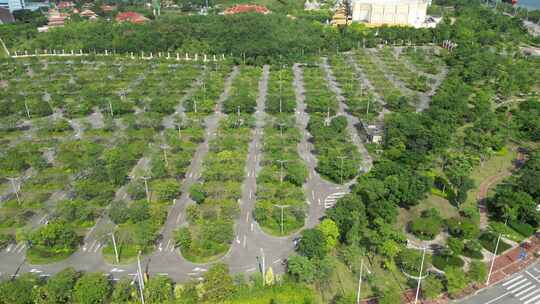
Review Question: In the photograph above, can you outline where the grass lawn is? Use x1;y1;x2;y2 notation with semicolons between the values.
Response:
227;282;315;304
463;145;518;209
179;245;229;264
396;194;459;232
314;255;409;303
26;247;75;265
102;244;139;265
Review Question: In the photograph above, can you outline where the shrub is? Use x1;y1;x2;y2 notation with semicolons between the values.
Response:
479;232;512;254
508;220;536;238
432;254;464;271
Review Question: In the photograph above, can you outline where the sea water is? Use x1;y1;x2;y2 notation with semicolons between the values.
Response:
518;0;540;10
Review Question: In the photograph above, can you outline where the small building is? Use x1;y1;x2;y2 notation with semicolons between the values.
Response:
38;9;69;32
56;1;74;10
80;9;97;20
0;0;25;12
116;11;148;24
352;0;431;28
100;4;116;13
0;7;15;23
223;4;271;15
331;4;351;26
304;0;321;11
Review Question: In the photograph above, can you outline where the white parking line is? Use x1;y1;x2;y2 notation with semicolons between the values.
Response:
515;285;537;298
520;289;540;301
94;244;101;253
176;212;182;224
524;292;540;304
17;244;26;253
510;281;532;294
503;275;524;286
485;291;511;304
506;278;529;290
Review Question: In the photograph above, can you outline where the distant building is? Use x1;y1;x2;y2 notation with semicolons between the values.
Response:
56;1;73;10
304;0;320;11
100;4;116;13
351;0;430;28
38;8;68;32
0;7;15;23
0;0;25;12
223;4;271;15
116;11;148;24
80;9;97;20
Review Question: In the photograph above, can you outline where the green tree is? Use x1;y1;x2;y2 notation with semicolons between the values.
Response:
145;276;174;304
201;263;235;303
73;273;111;304
297;228;327;259
111;278;136;303
445;267;468;298
33;267;79;304
468;261;487;283
318;219;339;251
422;275;444;300
0;273;39;304
287;255;316;283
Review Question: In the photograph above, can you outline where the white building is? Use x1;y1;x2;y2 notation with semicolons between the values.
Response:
0;0;25;12
352;0;431;28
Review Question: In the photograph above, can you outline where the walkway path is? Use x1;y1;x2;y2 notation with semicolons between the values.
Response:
321;57;373;173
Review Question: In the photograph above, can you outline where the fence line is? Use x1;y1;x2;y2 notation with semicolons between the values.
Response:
9;49;226;62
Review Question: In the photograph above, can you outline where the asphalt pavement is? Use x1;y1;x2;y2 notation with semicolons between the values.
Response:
459;262;540;304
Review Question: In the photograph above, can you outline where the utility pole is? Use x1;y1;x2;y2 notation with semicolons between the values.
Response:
6;177;21;205
273;204;290;235
260;247;266;285
140;176;151;203
160;144;169;167
111;232;119;264
486;233;502;286
276;160;288;184
237;106;241;127
277;122;286;138
21;93;30;119
356;259;364;304
108;101;114;117
414;247;427;304
337;156;346;184
137;251;145;304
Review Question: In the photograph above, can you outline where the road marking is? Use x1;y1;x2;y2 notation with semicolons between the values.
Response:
514;285;536;297
510;281;532;293
507;278;529;290
158;242;163;252
157;273;168;276
503;275;524;286
17;244;26;253
245;212;249;223
243;235;246;248
246;267;256;272
166;239;171;251
527;271;540;283
94;244;101;253
236;236;240;244
249;191;252;199
311;190;315;199
520;289;540;301
250;222;254;232
273;259;281;264
524;292;540;304
169;246;174;252
176;212;182;224
6;244;13;252
485;291;511;304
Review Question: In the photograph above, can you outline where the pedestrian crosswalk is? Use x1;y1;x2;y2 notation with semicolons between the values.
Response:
503;274;540;304
324;192;347;209
156;239;176;253
1;243;26;255
81;240;102;253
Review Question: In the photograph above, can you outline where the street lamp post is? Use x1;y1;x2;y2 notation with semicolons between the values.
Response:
273;204;290;235
356;259;364;304
486;233;502;286
110;232;119;264
137;251;145;304
414;246;427;304
276;160;288;184
6;177;21;205
160;144;169;167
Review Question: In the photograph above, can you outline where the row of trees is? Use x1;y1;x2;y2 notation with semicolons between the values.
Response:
254;67;307;235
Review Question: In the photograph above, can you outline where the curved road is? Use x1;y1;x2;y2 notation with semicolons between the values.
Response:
0;64;368;282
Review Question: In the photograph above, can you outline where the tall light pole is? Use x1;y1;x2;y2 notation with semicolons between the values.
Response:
273;204;290;235
356;259;364;304
337;156;346;184
486;233;502;286
138;176;151;203
276;160;288;184
277;122;286;138
414;247;427;304
160;144;169;167
110;232;119;264
137;251;145;304
6;177;21;205
260;247;266;285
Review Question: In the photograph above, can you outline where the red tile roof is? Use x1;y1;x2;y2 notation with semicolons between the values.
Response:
224;4;270;15
116;11;148;24
57;1;74;9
